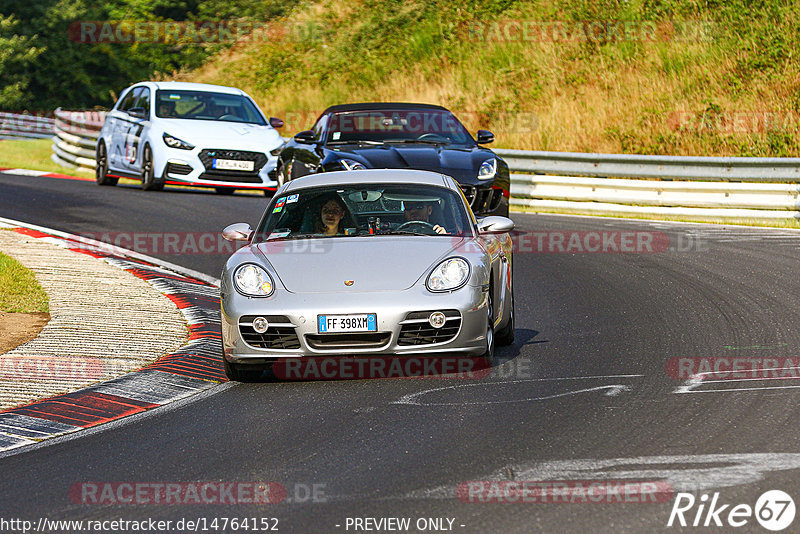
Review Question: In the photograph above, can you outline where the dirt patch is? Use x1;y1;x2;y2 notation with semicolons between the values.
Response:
0;312;49;355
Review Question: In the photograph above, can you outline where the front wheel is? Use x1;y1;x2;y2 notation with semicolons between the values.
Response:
140;145;164;191
480;288;496;365
95;141;118;186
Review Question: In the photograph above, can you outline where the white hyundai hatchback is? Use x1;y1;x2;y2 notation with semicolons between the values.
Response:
95;81;285;194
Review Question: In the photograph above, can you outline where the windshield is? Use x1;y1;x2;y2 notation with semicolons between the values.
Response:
255;184;473;241
154;90;266;125
324;109;475;146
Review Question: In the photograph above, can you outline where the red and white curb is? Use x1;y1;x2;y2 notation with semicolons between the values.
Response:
0;218;225;452
0;168;93;182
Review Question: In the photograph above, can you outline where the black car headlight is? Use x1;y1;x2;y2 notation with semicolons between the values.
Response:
478;158;497;180
426;257;470;292
233;264;274;297
163;132;195;150
340;159;366;171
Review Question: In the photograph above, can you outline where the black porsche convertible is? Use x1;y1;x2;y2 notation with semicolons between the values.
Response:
275;103;510;217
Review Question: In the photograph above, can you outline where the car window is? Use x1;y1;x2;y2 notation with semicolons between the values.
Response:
325;109;475;145
313;114;329;142
154;90;266;125
118;87;142;112
135;87;151;116
255;184;473;241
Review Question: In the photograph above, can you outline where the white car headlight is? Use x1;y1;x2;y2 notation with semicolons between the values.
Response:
478;158;497;180
233;264;274;297
426;257;470;292
340;159;366;170
162;132;195;150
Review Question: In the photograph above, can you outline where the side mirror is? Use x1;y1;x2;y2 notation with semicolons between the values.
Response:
476;130;494;144
269;117;284;128
128;107;148;120
222;222;253;242
293;129;316;143
477;216;514;234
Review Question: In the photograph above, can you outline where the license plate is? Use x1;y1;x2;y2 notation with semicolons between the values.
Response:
212;158;254;171
317;314;377;333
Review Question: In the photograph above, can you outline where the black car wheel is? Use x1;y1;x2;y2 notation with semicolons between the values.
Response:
496;288;515;346
95;141;118;186
141;145;164;191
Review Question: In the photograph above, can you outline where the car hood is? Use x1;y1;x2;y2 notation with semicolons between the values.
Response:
256;236;466;293
157;119;283;150
328;144;495;185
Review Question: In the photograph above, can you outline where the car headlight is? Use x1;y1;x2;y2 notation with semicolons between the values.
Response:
269;143;285;156
233;264;274;297
478;158;497;180
426;257;470;292
340;159;366;171
162;132;195;150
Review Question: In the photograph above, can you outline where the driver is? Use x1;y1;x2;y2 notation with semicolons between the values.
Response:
403;201;447;234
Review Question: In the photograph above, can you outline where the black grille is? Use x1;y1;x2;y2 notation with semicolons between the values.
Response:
198;149;267;177
198;172;264;183
268;169;277;180
306;332;391;349
165;162;192;175
460;185;501;215
398;310;461;346
239;315;300;349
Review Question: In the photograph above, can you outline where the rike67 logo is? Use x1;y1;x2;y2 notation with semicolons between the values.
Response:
668;490;795;531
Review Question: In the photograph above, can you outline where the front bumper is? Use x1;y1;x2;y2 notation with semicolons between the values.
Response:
221;284;489;363
155;146;278;189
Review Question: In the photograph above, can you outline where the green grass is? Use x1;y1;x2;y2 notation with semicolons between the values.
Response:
0;139;94;178
180;0;800;157
0;249;49;313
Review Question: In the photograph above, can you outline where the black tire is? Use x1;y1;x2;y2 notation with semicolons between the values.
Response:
95;141;118;186
496;291;515;346
215;187;235;195
140;145;164;191
223;358;264;382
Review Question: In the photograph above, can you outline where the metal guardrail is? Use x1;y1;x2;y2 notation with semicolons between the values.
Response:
494;149;800;220
0;112;54;140
51;108;105;171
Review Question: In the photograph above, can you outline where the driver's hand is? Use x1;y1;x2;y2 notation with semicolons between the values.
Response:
433;225;447;235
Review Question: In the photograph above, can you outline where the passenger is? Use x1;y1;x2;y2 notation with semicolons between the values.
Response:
403;200;447;234
314;193;354;236
158;101;176;118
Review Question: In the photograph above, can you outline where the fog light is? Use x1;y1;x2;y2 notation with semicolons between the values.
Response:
429;312;446;329
252;316;269;333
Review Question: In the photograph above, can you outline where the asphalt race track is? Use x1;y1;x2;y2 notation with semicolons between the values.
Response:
3;172;800;533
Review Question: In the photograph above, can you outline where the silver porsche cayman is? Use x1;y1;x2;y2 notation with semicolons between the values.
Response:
219;169;515;381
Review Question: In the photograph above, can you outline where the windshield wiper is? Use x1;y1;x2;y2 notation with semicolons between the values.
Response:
385;230;434;236
326;140;384;146
384;138;447;146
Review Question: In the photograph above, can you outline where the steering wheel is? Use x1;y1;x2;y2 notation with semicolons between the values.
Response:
396;220;437;234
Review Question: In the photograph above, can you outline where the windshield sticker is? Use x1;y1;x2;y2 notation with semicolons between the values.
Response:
168;94;180;99
286;194;299;203
276;196;286;207
272;206;283;213
332;132;341;140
